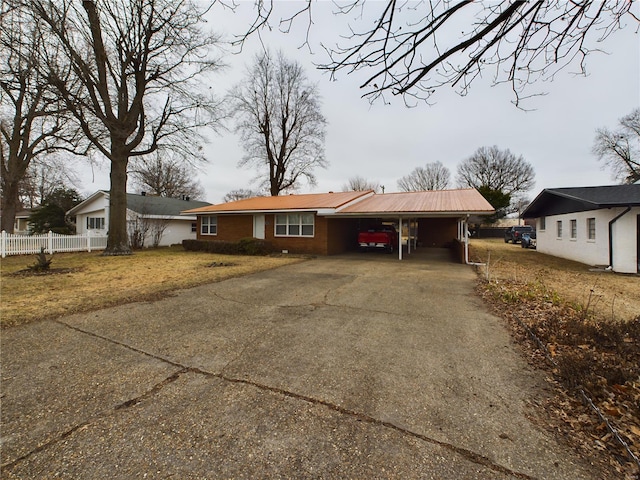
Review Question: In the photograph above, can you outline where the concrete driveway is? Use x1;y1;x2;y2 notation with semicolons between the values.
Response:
1;250;602;479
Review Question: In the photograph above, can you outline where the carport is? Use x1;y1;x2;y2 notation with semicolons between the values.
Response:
184;189;493;258
332;190;494;261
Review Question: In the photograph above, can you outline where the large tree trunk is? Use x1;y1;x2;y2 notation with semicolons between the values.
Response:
0;181;20;233
103;155;132;255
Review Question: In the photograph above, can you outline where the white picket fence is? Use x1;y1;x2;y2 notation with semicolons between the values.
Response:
0;231;108;258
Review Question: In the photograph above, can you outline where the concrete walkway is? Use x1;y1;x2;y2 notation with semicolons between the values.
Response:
1;250;602;479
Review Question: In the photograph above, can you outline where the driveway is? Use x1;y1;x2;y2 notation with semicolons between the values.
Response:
1;250;602;479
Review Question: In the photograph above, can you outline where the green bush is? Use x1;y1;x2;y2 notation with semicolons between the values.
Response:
182;238;273;256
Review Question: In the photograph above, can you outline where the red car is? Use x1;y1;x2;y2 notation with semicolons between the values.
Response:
358;225;398;253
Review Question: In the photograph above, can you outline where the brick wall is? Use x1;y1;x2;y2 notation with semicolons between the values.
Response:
327;218;361;254
196;214;253;241
263;214;329;255
418;218;458;247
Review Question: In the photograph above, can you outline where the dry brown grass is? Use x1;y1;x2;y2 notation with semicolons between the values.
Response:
470;239;640;477
0;247;304;328
469;238;639;322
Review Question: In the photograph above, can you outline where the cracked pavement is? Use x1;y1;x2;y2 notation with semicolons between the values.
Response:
1;250;605;478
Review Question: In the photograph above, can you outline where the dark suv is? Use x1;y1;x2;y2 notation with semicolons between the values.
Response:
504;225;534;244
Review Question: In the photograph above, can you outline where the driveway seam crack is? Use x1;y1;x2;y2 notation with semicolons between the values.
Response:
51;320;536;479
203;370;539;480
55;319;191;369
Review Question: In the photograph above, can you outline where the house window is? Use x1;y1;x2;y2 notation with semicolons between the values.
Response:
587;218;596;240
87;217;105;229
201;216;217;235
570;219;577;239
191;222;197;233
556;220;562;238
275;213;314;237
539;216;546;231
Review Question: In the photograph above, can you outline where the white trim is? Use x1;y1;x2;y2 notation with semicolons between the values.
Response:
274;212;315;238
200;215;217;236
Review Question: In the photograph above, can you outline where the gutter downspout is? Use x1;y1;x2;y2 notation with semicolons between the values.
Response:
463;215;485;266
608;206;631;270
398;216;403;260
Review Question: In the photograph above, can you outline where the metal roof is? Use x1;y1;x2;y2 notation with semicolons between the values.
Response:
183;189;494;217
336;189;494;216
183;191;373;214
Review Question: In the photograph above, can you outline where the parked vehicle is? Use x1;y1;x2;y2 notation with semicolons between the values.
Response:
520;231;537;249
358;224;398;253
504;225;534;243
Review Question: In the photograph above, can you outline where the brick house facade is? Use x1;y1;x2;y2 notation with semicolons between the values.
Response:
184;190;494;258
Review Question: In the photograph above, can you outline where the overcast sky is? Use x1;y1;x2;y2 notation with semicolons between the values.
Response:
77;2;640;204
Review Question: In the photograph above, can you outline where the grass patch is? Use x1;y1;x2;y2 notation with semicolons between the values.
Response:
469;238;639;322
0;246;304;328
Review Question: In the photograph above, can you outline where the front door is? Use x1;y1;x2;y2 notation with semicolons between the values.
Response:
253;214;265;239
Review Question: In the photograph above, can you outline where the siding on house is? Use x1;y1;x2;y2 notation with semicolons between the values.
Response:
68;191;210;247
72;195;109;235
535;207;639;273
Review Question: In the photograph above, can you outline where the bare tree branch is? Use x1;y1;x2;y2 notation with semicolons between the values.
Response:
456;145;535;219
593;108;640;184
342;175;381;192
397;161;451;191
228;49;327;196
0;2;86;232
29;0;224;254
129;151;205;200
237;1;637;105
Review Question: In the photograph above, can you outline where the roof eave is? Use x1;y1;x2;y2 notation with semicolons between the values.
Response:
182;207;335;215
332;210;494;218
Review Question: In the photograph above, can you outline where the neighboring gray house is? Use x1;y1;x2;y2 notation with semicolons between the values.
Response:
67;191;211;247
523;185;640;273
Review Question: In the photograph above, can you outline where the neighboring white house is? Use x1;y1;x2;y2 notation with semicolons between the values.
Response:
523;185;640;274
67;191;211;247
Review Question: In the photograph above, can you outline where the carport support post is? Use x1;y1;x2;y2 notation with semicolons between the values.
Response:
463;217;470;264
398;216;403;260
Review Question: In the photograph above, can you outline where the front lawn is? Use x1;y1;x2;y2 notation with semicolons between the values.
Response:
469;238;639;321
0;246;303;328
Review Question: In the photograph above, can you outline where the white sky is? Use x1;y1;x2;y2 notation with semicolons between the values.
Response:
77;2;640;204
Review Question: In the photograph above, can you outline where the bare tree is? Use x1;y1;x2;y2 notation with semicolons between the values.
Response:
30;0;223;254
342;175;380;192
223;188;261;202
19;160;79;208
397;162;451;191
228;49;327;196
0;3;84;232
238;1;637;105
593;108;640;184
149;216;171;248
130;152;204;200
457;146;535;195
457;146;535;219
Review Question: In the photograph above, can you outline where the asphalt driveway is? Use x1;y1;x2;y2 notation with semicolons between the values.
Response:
1;250;603;479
